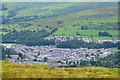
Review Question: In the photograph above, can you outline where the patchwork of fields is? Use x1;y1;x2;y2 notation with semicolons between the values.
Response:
54;27;118;40
1;6;118;41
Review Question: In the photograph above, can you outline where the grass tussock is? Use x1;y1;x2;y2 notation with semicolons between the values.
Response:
1;61;119;78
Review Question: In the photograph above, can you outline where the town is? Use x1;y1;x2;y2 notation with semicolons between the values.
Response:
53;35;119;43
4;43;115;67
3;35;119;67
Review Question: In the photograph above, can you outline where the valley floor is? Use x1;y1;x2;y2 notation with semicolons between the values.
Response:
1;61;119;78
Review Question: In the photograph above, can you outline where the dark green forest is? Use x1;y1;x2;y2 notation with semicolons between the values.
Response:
56;39;118;49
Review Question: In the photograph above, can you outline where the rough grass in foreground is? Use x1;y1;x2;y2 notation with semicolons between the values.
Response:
1;61;119;78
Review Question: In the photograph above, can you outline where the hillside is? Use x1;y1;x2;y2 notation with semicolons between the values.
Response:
1;3;119;45
2;7;118;40
1;2;119;50
1;2;117;17
1;2;119;78
1;61;118;78
1;3;118;40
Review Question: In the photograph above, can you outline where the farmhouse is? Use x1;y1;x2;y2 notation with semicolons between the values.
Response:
82;38;93;43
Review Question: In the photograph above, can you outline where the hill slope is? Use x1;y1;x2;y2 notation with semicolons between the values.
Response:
1;3;118;41
1;61;118;78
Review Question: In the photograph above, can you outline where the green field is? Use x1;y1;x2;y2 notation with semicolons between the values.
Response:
14;3;73;18
29;7;117;29
53;26;118;40
0;10;9;17
2;24;40;32
1;61;119;78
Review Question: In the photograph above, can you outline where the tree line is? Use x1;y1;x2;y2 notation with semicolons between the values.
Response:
1;46;17;60
56;39;118;49
2;29;57;46
78;51;119;68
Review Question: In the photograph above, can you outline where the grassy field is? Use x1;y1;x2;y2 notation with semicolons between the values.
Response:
14;3;73;18
2;24;40;32
1;61;118;78
53;26;118;40
0;10;9;17
29;7;117;29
